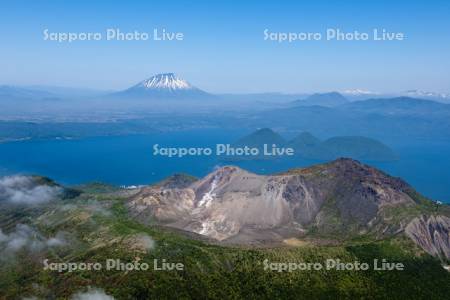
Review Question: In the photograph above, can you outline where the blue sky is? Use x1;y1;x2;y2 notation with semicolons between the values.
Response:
0;0;449;93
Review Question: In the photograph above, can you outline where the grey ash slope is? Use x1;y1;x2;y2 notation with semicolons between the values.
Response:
128;159;450;258
405;215;450;261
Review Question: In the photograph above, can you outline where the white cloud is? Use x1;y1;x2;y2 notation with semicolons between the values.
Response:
0;229;7;242
71;288;115;300
138;234;155;251
124;233;155;253
0;175;62;205
0;224;67;258
86;200;111;216
46;232;68;247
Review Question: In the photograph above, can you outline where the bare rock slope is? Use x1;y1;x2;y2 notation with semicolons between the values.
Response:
128;158;450;257
406;215;450;260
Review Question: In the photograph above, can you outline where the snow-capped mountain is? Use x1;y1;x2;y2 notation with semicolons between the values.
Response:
402;90;450;102
135;73;194;91
112;73;213;100
341;89;377;96
340;89;450;103
339;89;380;101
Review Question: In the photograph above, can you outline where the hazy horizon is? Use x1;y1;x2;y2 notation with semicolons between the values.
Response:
4;76;450;96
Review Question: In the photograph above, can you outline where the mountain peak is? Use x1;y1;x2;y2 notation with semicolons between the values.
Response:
289;131;321;147
129;159;435;246
137;73;194;91
235;128;286;147
294;92;348;107
112;73;212;99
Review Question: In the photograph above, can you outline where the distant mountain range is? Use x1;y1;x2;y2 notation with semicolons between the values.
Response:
341;89;450;103
0;85;57;101
292;92;349;107
293;91;450;107
1;74;450;141
338;96;450;116
255;97;450;140
229;128;397;161
402;89;450;102
290;132;398;161
2;73;449;104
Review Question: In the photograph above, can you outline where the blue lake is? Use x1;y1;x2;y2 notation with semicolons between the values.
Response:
0;129;449;203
